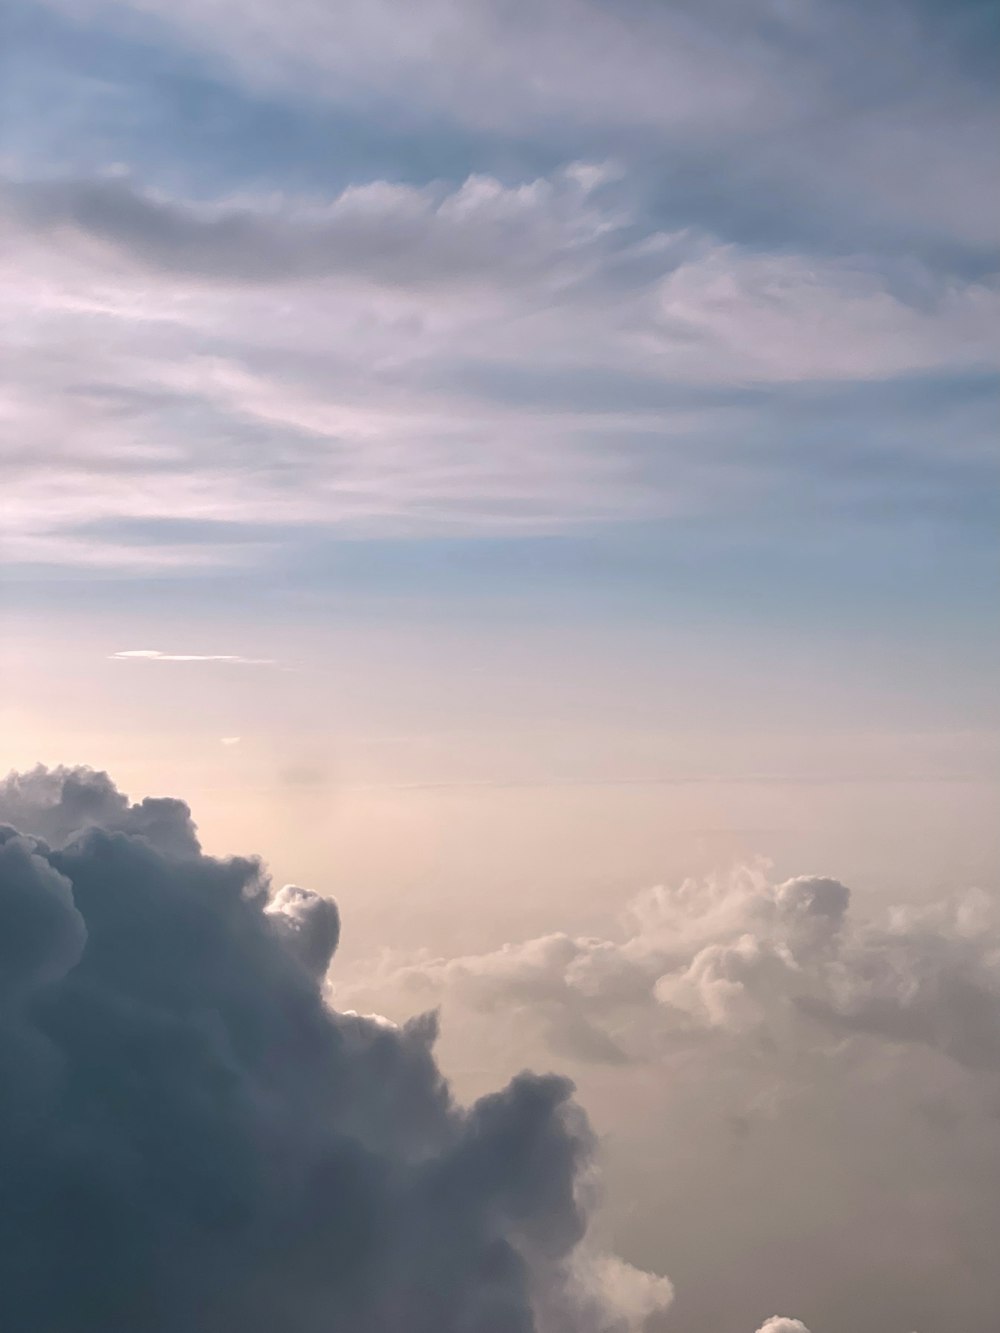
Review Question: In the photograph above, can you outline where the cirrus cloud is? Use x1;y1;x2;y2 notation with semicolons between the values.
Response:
110;649;275;664
3;164;997;574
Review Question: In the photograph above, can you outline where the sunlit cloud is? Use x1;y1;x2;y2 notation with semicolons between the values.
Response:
110;650;274;665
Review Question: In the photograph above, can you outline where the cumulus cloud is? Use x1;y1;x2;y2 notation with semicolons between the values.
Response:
355;862;1000;1075
0;766;672;1333
0;831;87;997
0;765;201;858
339;861;1000;1332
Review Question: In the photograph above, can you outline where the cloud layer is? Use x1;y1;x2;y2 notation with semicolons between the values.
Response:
4;160;997;572
0;766;674;1333
3;765;995;1333
351;862;1000;1074
2;0;997;580
340;861;1000;1331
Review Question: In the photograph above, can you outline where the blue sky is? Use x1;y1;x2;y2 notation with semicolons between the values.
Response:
2;0;998;776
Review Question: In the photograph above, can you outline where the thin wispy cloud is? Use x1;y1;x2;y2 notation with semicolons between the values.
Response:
3;0;997;575
3;165;996;572
110;650;274;665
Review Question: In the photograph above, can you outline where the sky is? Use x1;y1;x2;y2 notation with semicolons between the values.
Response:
1;2;999;1331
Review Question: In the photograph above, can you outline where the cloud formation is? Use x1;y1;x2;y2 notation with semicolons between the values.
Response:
34;0;1000;253
10;169;617;288
0;766;673;1333
111;649;274;664
340;861;1000;1332
0;764;201;858
353;862;1000;1073
3;0;997;580
4;160;996;573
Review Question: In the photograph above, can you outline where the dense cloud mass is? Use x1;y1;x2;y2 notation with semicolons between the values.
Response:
0;765;201;858
0;766;673;1333
351;863;1000;1074
5;768;994;1331
341;863;1000;1332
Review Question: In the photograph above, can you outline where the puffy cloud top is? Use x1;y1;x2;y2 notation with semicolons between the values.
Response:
0;765;201;858
0;767;671;1333
338;857;1000;1330
367;860;1000;1075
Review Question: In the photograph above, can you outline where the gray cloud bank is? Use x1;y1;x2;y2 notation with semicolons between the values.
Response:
0;765;678;1333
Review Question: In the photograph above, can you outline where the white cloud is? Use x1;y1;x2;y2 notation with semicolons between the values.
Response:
110;650;274;664
3;168;996;571
336;863;1000;1331
544;1248;675;1332
38;0;785;138
34;0;1000;251
344;862;1000;1071
0;763;674;1333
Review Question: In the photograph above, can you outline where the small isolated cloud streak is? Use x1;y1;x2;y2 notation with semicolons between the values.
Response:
110;649;274;664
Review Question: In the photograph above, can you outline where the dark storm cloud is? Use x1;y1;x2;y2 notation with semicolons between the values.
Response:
0;767;671;1333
